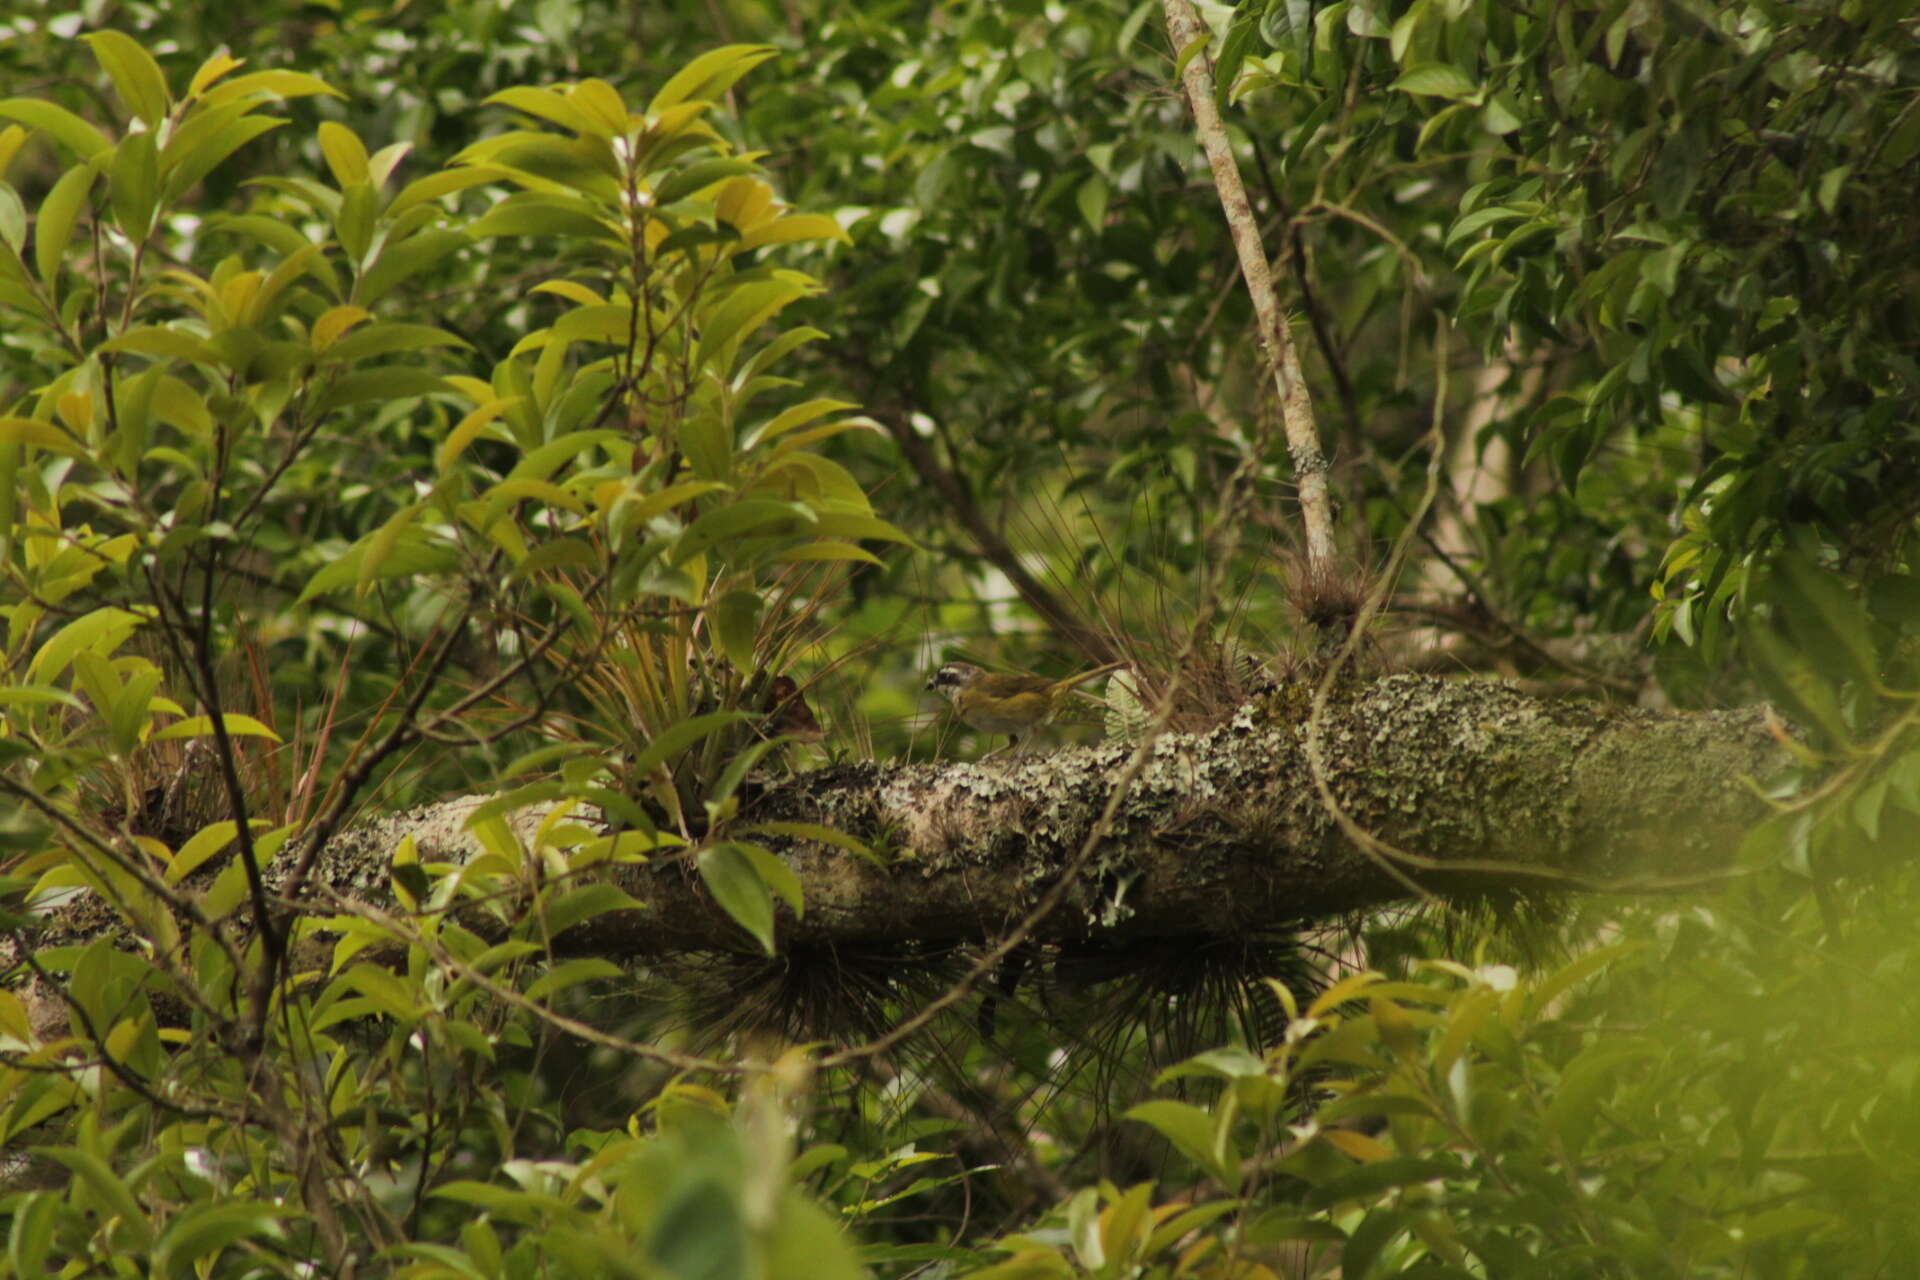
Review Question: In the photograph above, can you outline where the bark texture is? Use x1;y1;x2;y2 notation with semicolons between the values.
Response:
266;675;1787;957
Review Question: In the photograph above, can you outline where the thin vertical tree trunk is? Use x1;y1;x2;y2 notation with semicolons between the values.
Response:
1161;0;1338;578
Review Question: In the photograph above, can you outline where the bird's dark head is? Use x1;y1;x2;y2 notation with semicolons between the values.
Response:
926;662;980;698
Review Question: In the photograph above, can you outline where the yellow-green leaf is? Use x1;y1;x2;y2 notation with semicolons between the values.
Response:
310;304;370;351
359;502;423;591
187;52;244;99
485;87;597;136
765;540;882;566
737;213;850;252
0;99;113;161
565;79;630;137
698;842;776;954
436;397;516;472
34;163;97;288
316;121;370;187
389;165;504;217
167;821;238;885
102;324;222;365
0;416;87;459
711;588;763;670
85;31;172;128
647;44;777;115
0;124;29;178
199;70;342;108
152;713;281;743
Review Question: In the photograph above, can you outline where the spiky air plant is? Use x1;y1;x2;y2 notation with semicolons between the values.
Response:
671;941;968;1046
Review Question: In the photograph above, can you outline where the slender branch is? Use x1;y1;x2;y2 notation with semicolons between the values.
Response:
1161;0;1338;576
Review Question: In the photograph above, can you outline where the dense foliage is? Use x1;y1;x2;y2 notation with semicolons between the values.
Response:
1;1;1916;1277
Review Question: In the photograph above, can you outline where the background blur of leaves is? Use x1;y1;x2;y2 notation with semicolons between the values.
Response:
1;0;1918;1276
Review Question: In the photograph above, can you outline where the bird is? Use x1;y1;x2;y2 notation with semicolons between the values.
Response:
925;660;1125;754
760;673;824;744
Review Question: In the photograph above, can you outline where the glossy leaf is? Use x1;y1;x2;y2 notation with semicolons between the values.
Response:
698;842;776;953
85;32;172;127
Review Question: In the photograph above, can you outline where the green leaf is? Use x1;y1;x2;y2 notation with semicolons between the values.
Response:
0;99;113;161
1123;1100;1238;1190
1771;552;1879;691
428;1181;569;1220
317;121;370;187
524;957;624;1001
0;416;87;459
359;502;424;590
335;963;421;1022
6;1191;58;1276
736;211;849;252
1075;175;1109;234
152;712;281;743
167;821;238;885
647;44;777;115
671;499;812;566
742;397;859;452
27;606;146;683
1303;1157;1459;1208
1528;940;1642;1017
85;32;172;127
506;428;623;483
536;883;644;938
738;821;874;861
466;195;613;242
765;540;882;566
336;179;376;262
653;156;761;205
390;165;505;217
34;163;97;288
109;132;158;240
161;111;285;199
486;86;598;136
729;841;803;915
320;322;469;365
150;1201;285;1275
100;325;221;365
0;684;83;710
1546;1041;1658;1155
628;710;750;779
199;70;342;107
698;842;777;953
1173;33;1211;81
1742;617;1851;745
33;1148;154;1249
359;228;467;305
694;278;811;375
297;537;460;602
711;588;763;670
1338;1208;1407;1280
314;367;449;412
1391;64;1478;99
807;512;917;547
0;184;23;254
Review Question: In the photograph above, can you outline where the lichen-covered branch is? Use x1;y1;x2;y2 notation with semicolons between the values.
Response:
12;677;1787;986
266;675;1785;957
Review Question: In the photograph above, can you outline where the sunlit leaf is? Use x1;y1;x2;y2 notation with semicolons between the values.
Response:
85;32;171;128
0;99;113;161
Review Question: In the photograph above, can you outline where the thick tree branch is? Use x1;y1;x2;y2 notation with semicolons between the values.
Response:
14;678;1788;983
235;676;1786;959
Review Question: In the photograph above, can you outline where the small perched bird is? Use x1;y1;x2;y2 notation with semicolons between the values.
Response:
760;674;825;744
925;660;1125;754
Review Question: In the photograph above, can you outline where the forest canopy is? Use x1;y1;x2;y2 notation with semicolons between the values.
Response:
1;1;1917;1276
